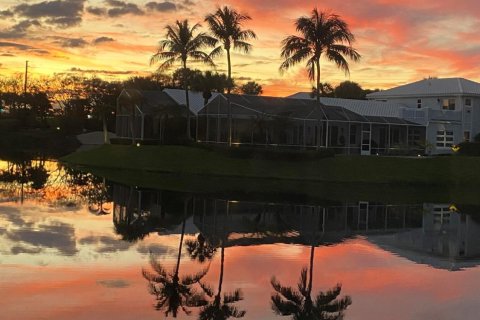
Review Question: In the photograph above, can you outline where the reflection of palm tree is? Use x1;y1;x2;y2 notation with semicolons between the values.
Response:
186;233;217;264
271;246;351;319
199;240;246;320
143;198;209;317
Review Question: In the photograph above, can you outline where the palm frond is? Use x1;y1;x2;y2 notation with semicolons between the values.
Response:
223;289;244;304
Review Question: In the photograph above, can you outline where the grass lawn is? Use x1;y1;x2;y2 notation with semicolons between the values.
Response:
61;144;480;186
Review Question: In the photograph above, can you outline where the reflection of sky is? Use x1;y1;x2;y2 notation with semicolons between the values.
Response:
1;201;480;319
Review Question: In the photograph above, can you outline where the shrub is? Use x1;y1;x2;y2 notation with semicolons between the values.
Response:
457;142;480;156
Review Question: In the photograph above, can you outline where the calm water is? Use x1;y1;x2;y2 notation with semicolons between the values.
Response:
1;159;480;319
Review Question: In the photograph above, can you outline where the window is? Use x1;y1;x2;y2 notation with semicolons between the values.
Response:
436;130;454;148
466;98;472;106
417;99;422;109
464;131;471;142
442;98;456;110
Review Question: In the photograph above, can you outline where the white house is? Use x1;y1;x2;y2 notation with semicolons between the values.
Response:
290;77;480;154
367;78;480;154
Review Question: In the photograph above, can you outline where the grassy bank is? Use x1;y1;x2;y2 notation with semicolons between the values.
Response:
62;144;480;186
0;128;79;159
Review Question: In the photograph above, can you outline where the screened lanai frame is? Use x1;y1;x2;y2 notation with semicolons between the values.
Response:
196;94;426;155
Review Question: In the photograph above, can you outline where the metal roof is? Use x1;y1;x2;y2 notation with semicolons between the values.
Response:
367;78;480;99
288;92;405;118
163;88;221;115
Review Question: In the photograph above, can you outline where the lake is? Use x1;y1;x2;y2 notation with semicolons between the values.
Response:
1;159;480;319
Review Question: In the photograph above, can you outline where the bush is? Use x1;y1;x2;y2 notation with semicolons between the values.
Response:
457;142;480;156
475;133;480;143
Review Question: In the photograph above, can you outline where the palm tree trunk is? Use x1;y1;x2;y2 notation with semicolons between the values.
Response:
175;198;188;276
308;244;315;295
316;59;321;103
227;48;232;146
183;60;191;140
215;240;225;307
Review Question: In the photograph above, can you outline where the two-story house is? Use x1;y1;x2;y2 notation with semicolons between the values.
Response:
367;78;480;154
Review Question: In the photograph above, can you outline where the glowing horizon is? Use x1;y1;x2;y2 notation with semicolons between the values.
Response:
1;0;480;96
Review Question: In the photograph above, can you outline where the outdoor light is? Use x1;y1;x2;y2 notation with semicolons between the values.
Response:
449;204;459;212
87;114;92;119
56;127;60;130
136;143;140;147
451;145;460;152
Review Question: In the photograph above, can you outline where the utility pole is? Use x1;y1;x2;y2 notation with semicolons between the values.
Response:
24;60;28;94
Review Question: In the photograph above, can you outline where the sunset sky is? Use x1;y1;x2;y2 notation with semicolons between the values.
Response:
1;0;480;96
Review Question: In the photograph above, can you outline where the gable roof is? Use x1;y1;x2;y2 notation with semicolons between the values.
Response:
118;89;183;115
163;88;221;115
287;92;405;118
367;78;480;99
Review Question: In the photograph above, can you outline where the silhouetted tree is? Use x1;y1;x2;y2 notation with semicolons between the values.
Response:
334;81;365;100
205;6;257;145
240;81;263;95
280;9;360;102
150;20;216;140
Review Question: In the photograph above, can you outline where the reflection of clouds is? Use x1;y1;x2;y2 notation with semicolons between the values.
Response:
136;243;174;256
6;222;78;256
96;279;130;288
79;236;132;253
11;245;42;255
0;206;29;227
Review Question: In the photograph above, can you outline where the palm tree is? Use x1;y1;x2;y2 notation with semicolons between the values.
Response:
280;8;360;102
270;245;352;319
142;198;209;317
205;6;257;145
150;20;216;140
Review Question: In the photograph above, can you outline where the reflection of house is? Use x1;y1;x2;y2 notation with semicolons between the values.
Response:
197;95;424;155
369;204;480;270
291;78;480;154
192;198;423;246
112;185;197;241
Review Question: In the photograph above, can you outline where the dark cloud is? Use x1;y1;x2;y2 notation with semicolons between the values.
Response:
0;53;15;57
69;67;137;75
93;36;115;44
97;279;130;288
12;0;85;27
105;0;144;17
0;20;41;40
11;246;43;255
52;36;88;48
79;235;132;253
145;1;176;12
6;222;77;256
86;6;107;16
